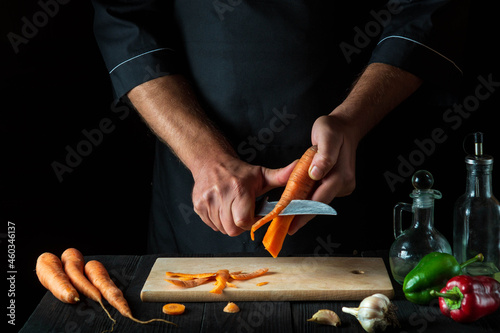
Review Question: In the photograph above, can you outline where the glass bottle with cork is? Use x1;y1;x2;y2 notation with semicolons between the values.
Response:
389;170;452;284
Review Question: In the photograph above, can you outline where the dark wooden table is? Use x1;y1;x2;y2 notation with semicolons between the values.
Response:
20;253;500;333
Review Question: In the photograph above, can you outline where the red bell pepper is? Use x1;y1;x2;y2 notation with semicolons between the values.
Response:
430;275;500;323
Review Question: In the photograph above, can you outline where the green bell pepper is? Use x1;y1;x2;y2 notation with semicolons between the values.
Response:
403;252;483;305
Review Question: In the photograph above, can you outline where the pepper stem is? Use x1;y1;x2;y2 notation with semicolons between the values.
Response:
430;290;460;301
430;287;464;311
459;253;484;269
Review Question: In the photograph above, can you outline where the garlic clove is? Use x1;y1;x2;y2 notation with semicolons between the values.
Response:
307;309;341;327
223;301;240;313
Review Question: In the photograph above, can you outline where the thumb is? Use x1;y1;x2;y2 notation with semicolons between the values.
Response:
261;160;298;193
308;143;340;181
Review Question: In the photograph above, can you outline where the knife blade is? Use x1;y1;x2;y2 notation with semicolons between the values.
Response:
255;199;337;216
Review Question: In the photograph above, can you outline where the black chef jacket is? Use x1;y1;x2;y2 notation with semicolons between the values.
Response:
91;0;468;255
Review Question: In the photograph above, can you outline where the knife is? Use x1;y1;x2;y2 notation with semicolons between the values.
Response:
255;199;337;216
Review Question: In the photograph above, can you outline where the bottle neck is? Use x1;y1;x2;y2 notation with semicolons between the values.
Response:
465;163;493;198
412;197;435;229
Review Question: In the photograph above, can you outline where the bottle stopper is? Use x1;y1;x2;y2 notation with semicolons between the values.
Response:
412;170;433;190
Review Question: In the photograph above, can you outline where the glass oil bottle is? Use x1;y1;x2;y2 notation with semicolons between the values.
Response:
389;170;452;284
453;132;500;276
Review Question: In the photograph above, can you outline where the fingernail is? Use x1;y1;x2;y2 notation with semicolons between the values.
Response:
309;165;322;180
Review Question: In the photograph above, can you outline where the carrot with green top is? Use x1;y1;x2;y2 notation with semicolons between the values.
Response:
251;145;317;257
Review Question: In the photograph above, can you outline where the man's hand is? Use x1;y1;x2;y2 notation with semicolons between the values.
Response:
288;63;422;235
128;75;298;236
287;112;358;235
191;157;296;236
128;64;421;237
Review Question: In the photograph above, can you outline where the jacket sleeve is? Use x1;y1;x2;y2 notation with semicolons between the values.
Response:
369;0;470;88
91;0;183;99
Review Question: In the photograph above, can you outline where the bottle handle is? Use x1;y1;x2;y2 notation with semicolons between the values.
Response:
393;202;412;239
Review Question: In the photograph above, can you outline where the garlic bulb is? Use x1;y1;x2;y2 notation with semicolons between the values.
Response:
342;294;399;332
307;309;341;327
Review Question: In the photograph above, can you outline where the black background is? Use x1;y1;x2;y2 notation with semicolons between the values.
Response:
2;0;499;330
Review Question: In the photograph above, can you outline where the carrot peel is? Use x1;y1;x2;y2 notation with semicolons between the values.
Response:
164;267;270;294
262;215;295;258
229;268;269;280
165;277;209;288
166;271;216;279
210;269;230;294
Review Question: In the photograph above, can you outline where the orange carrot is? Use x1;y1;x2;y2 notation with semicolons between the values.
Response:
61;248;116;328
230;268;269;280
210;269;230;294
256;281;269;286
162;303;185;315
165;277;209;288
85;260;176;327
251;145;317;257
36;252;80;304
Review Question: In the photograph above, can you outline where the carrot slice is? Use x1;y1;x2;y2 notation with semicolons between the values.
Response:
230;268;269;280
163;303;185;315
256;282;269;286
165;277;209;288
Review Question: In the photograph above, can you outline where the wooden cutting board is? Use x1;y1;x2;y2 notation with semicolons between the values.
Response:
140;257;394;302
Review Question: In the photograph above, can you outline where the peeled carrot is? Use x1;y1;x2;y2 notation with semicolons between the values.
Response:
162;303;186;315
36;252;80;304
61;248;116;329
85;260;176;327
251;145;317;257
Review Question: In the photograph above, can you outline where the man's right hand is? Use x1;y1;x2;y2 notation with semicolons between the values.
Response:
191;156;297;236
128;75;298;237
